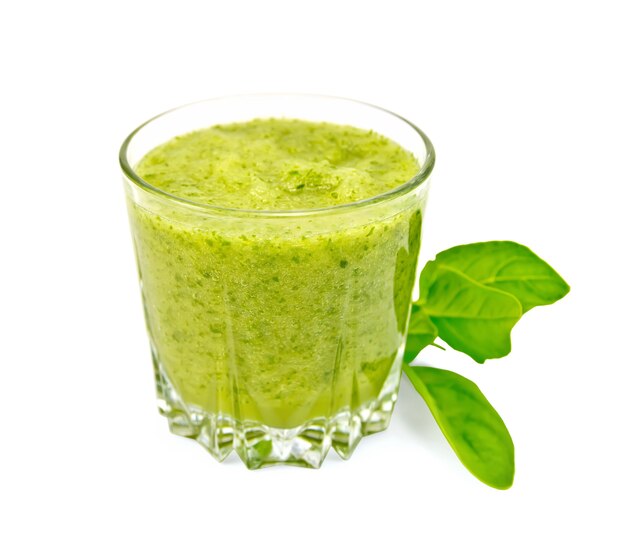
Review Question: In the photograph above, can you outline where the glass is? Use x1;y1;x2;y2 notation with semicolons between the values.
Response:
120;95;434;468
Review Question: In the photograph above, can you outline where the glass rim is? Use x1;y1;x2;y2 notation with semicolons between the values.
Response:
119;93;435;218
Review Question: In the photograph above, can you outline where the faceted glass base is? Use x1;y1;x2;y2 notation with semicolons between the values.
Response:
153;353;399;469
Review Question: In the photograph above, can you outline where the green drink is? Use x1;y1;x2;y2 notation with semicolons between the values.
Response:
121;96;434;468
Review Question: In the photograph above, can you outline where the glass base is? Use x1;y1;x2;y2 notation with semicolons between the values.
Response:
152;352;398;469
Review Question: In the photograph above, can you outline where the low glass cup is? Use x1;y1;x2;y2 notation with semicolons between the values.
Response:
120;95;434;468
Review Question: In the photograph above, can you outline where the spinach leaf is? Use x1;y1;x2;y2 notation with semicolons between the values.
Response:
404;305;438;362
401;241;567;488
403;364;515;490
419;264;523;363
425;241;570;312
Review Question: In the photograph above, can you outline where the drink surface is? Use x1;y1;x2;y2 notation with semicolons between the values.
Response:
128;119;424;429
136;118;418;210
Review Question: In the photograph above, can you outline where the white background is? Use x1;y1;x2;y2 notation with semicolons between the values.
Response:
1;1;625;546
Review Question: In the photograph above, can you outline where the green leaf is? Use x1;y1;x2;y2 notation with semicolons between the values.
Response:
425;241;570;313
403;364;515;490
404;305;438;362
419;264;523;363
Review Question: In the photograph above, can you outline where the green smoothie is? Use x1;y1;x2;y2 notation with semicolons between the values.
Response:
128;119;424;430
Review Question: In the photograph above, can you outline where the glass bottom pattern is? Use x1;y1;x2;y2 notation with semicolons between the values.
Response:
152;352;398;469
